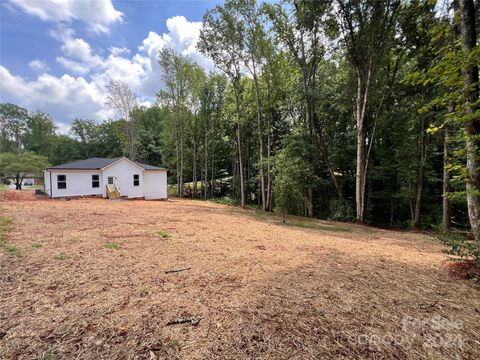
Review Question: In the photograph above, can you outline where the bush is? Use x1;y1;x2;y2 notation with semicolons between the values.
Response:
436;229;479;268
328;198;355;222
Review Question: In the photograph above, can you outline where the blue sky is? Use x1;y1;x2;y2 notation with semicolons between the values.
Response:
0;0;222;131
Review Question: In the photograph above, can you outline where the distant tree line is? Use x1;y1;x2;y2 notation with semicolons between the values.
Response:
1;0;479;256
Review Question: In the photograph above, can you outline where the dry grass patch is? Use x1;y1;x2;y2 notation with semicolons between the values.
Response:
0;190;478;359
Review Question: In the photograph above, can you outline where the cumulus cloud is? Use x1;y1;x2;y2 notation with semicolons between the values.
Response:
7;0;123;33
28;59;48;71
0;16;213;127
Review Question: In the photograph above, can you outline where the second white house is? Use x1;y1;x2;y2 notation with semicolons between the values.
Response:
43;157;167;200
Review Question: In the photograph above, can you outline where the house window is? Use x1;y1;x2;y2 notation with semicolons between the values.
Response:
92;174;100;188
133;174;139;186
57;175;66;189
108;177;114;185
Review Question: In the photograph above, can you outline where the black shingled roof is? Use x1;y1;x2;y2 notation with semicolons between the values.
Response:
47;157;166;171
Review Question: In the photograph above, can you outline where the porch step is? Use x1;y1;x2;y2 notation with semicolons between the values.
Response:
106;184;121;199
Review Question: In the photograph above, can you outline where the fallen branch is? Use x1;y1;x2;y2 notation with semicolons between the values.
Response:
165;267;191;274
166;317;201;326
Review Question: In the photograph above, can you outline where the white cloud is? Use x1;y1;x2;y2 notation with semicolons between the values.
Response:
7;0;123;33
28;59;48;71
0;65;106;121
55;31;103;74
0;16;213;128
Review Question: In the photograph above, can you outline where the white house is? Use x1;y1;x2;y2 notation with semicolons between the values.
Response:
43;157;167;200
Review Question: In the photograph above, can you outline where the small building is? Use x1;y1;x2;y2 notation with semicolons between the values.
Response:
43;157;167;200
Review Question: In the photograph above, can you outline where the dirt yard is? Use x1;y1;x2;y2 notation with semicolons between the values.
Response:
0;191;478;359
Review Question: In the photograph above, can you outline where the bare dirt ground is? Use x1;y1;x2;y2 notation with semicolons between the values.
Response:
0;190;479;360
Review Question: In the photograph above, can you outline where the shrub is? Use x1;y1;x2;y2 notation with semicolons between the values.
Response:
436;229;479;268
328;198;355;222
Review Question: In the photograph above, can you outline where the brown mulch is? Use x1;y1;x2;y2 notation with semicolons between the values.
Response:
0;190;479;359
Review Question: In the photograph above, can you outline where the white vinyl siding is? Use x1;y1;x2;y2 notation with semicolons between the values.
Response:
46;170;102;198
102;158;144;198
143;171;168;200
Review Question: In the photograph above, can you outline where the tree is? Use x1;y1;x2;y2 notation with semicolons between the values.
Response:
157;49;191;197
336;0;400;222
105;80;138;160
460;0;480;252
0;103;28;154
23;111;56;156
0;152;49;190
265;0;343;216
199;4;247;207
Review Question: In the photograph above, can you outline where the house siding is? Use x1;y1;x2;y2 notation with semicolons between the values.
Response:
102;158;144;198
45;170;102;198
144;171;168;199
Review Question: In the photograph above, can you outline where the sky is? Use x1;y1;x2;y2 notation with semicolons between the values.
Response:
0;0;222;132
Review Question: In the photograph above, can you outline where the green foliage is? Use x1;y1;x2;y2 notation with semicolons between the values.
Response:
437;229;479;267
328;198;355;222
157;230;170;239
0;216;21;257
0;152;49;189
104;242;121;250
53;253;69;261
273;149;307;219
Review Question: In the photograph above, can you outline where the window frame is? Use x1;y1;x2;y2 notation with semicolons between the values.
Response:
57;174;67;189
92;174;100;188
133;174;140;187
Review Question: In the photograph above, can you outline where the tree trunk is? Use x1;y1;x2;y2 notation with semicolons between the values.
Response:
460;0;480;251
355;65;372;223
235;92;245;208
175;120;181;197
414;116;427;228
443;124;452;231
266;117;272;211
204;121;208;199
193;139;197;198
252;72;266;211
307;186;313;218
355;79;367;222
180;118;184;198
15;173;21;190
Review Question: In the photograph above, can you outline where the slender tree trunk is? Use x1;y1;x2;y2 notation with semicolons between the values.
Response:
355;65;372;222
414;116;427;228
460;0;480;251
15;173;21;190
252;72;266;211
175;119;181;197
180;117;184;198
193;138;197;198
307;186;313;218
355;82;367;222
211;143;215;198
266;117;272;211
204;121;208;199
235;92;245;208
443;124;452;231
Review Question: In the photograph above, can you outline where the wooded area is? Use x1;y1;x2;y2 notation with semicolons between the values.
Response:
1;0;479;255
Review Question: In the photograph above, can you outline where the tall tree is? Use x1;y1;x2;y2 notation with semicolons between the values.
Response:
199;5;247;207
0;103;28;154
105;80;138;160
158;49;191;197
460;0;480;251
266;0;342;216
336;0;400;222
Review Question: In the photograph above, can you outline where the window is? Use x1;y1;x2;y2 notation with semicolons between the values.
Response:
92;174;99;188
108;177;114;185
133;174;139;186
57;175;66;189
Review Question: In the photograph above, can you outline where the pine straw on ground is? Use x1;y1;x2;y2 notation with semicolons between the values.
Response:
0;191;479;359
